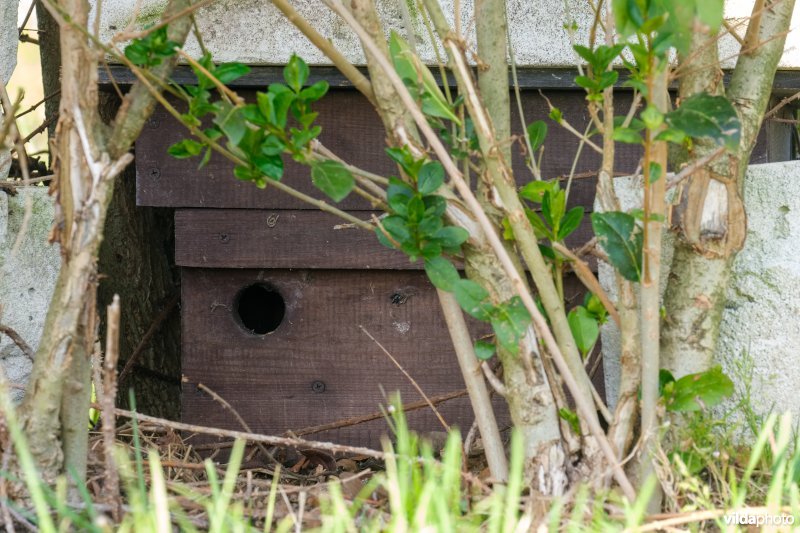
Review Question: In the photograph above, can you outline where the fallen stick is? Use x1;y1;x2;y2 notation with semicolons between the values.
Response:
110;406;387;459
288;388;469;437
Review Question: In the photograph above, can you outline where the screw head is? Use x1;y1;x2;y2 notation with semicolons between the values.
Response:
149;167;161;179
311;380;326;393
220;233;230;243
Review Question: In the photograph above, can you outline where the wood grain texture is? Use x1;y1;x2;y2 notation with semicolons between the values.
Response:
181;268;502;447
135;90;637;209
180;268;598;447
136;85;772;210
174;209;596;269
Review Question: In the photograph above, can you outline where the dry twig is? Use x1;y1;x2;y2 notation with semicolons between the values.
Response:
101;295;122;521
0;325;34;360
359;325;450;432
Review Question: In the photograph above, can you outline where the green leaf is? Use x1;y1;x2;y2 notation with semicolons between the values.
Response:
454;279;492;321
423;195;446;218
378;215;411;246
474;341;495;361
240;104;267;126
558;206;584;241
613;0;642;37
310;160;355;202
665;93;741;151
233;165;260;182
525;209;553;240
490;297;530;355
421;94;460;123
659;368;676;396
648;162;663;184
124;43;149;66
575;75;597;91
213;102;247;146
591;211;643;282
584;293;608;324
418;161;444;194
299;81;329;102
260;135;286;156
661;0;695;55
214;62;250;84
613;127;643;144
526;120;548;152
123;26;179;67
290;126;322;150
697;0;724;33
541;189;565;230
568;306;599;358
559;408;581;436
502;217;515;240
597;70;619;90
594;44;626;71
256;92;274;123
199;147;212;169
420;240;442;260
641;105;663;130
491;316;519;354
424;257;460;292
271;90;296;129
168;139;204;159
572;45;596;66
519;180;558;204
663;366;734;412
284;54;310;92
433;226;469;251
389;31;460;124
655;127;687;144
504;297;531;334
549;107;563;123
252;154;284;181
418;215;443;236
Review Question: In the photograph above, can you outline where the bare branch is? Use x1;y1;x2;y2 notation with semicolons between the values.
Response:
0;324;34;360
326;0;635;498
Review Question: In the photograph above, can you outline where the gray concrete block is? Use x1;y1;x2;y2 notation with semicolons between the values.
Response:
0;188;60;401
598;161;800;421
717;161;800;419
90;1;799;68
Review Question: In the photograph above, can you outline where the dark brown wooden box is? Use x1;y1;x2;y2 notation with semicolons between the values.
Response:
135;84;614;446
132;68;779;446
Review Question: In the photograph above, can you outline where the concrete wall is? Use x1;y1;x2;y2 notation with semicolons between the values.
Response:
599;161;800;421
1;1;17;178
90;0;800;68
0;188;60;402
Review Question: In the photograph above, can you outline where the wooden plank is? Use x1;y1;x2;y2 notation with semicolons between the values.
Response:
175;209;411;269
135;90;639;209
180;268;597;447
180;268;504;447
136;90;384;210
101;65;800;93
174;208;597;269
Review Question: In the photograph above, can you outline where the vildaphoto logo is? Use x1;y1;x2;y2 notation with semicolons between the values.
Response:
723;512;795;527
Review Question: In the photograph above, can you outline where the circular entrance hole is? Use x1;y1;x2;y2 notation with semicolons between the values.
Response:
234;283;286;334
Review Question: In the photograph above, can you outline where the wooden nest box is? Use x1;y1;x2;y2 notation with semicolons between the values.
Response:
130;66;774;448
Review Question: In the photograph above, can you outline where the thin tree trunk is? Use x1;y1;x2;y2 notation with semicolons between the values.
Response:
346;0;512;483
661;0;795;377
473;0;568;491
639;64;668;511
20;0;193;488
